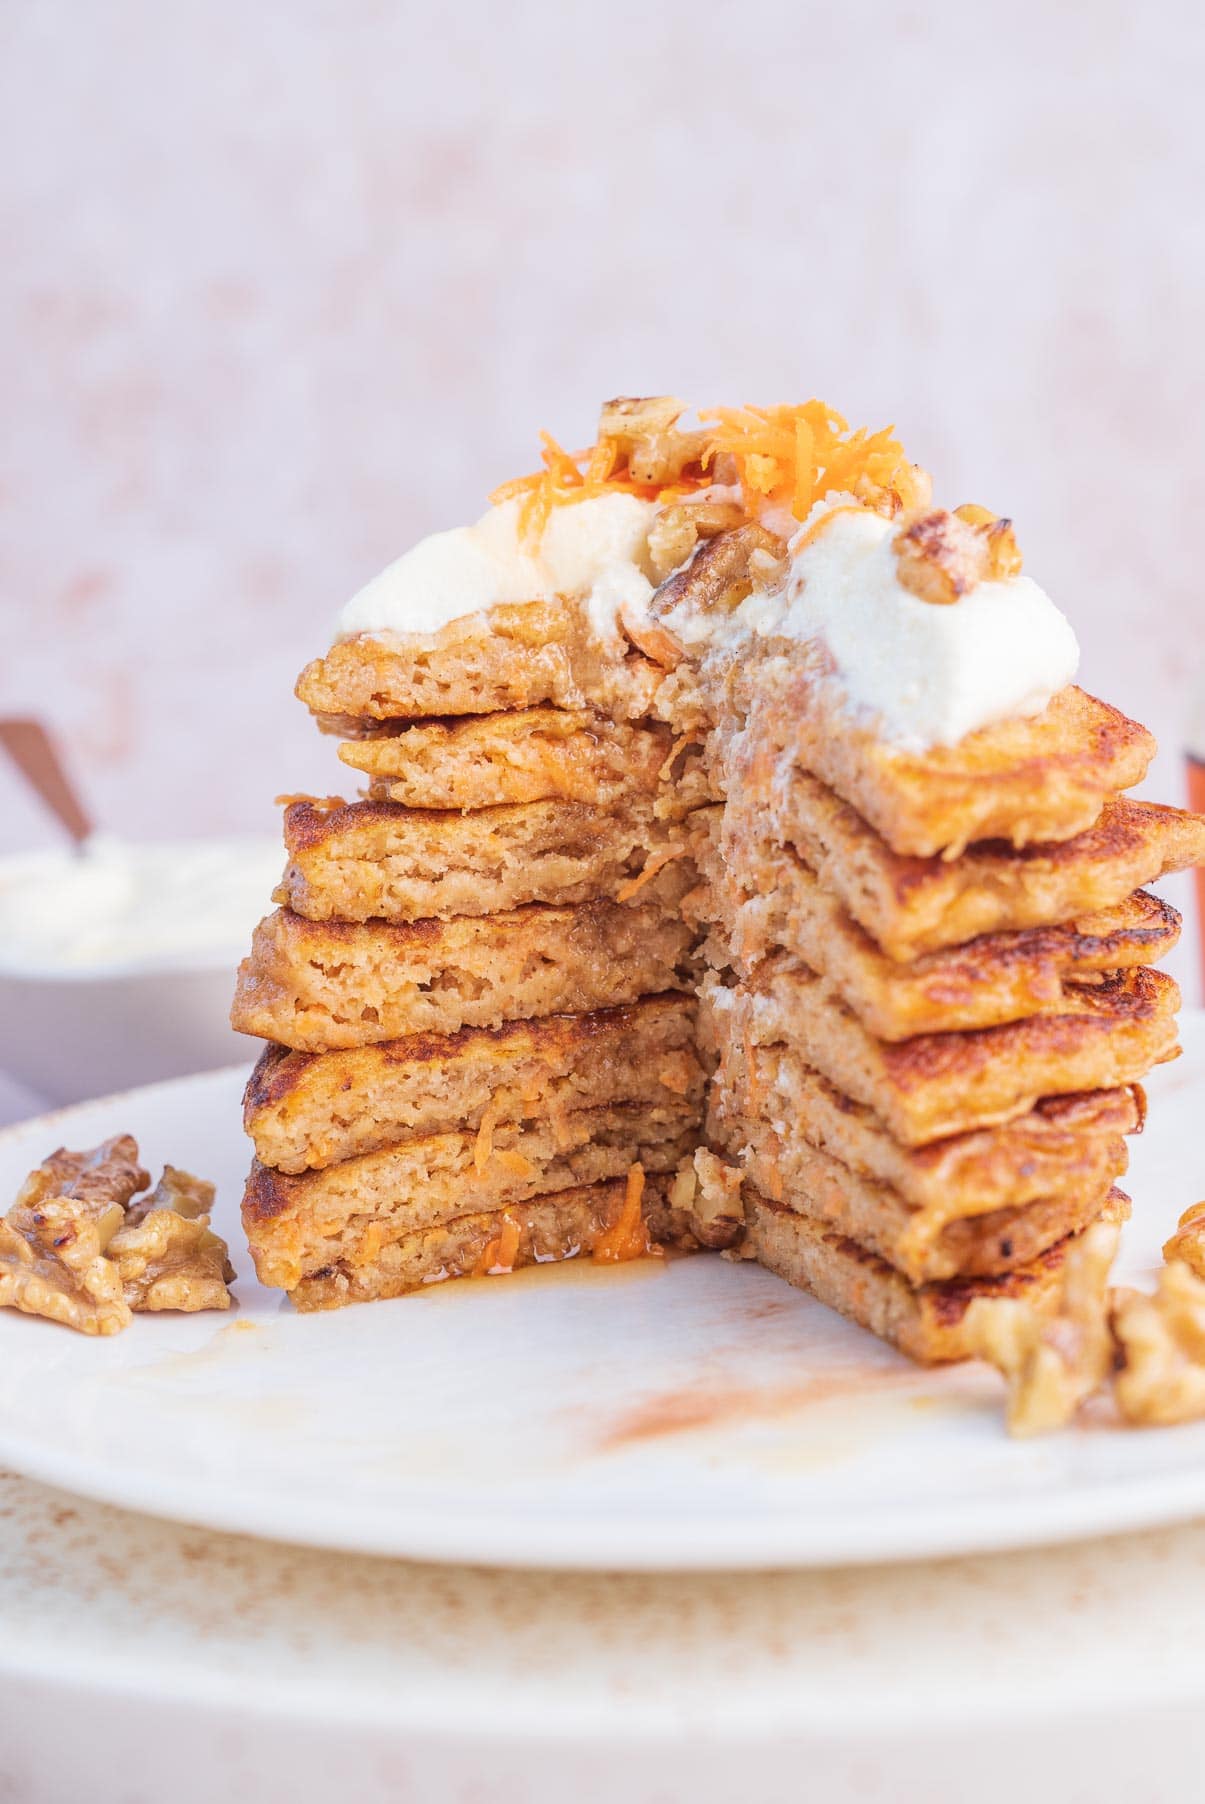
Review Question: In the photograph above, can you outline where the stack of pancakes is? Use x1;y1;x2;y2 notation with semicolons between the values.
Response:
231;407;1205;1359
688;653;1198;1360
233;686;711;1310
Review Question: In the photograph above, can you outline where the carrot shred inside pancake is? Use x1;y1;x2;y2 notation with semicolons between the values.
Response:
615;845;687;904
474;1211;521;1278
473;1093;505;1176
593;1164;661;1265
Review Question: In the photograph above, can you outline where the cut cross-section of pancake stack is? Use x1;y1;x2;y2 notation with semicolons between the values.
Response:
690;653;1194;1360
233;694;710;1310
231;395;1205;1359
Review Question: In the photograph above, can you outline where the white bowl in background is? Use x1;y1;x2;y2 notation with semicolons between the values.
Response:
0;837;281;1105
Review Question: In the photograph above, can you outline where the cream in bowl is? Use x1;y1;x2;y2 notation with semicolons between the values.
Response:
0;836;282;1103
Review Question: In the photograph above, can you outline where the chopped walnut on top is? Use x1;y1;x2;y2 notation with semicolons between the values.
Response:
0;1137;234;1335
597;395;706;488
892;505;1024;604
109;1165;235;1315
964;1221;1120;1436
953;504;1023;579
650;522;787;623
1111;1263;1205;1427
647;499;749;580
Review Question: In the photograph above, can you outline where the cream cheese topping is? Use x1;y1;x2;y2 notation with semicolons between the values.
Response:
336;493;659;644
769;507;1080;748
336;484;1080;753
658;502;1079;749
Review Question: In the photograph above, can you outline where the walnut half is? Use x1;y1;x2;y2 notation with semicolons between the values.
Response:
0;1135;145;1335
0;1139;234;1335
597;395;705;488
964;1220;1120;1436
1162;1199;1205;1281
110;1165;236;1314
1112;1262;1205;1427
668;1148;746;1250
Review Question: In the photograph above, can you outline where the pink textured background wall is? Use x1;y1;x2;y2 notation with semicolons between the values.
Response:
2;0;1203;988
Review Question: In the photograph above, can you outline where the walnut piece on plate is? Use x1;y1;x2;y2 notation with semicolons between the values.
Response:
1161;1199;1205;1281
0;1135;147;1335
109;1165;236;1315
0;1138;234;1334
964;1220;1121;1436
668;1147;745;1250
1111;1262;1205;1427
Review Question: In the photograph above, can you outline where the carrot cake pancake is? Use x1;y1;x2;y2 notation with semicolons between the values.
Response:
275;793;696;924
245;995;702;1173
232;397;1205;1353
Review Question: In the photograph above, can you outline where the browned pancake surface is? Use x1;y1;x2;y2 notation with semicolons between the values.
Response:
707;963;1179;1144
694;807;1179;1036
740;1187;1131;1364
245;995;701;1172
242;1103;696;1291
724;663;1155;857
729;778;1205;961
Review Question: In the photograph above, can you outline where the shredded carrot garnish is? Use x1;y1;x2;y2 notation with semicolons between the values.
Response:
615;845;687;904
488;398;924;550
491;417;709;544
657;1053;694;1098
699;403;920;527
593;1164;660;1265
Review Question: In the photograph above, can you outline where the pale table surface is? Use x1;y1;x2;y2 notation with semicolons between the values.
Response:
1;1464;1204;1804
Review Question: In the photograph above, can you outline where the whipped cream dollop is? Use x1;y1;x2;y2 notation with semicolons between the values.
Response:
0;836;283;975
337;484;1079;753
666;504;1077;749
771;508;1079;748
336;493;659;645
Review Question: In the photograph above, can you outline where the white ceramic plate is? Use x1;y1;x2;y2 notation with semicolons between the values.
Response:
0;1016;1203;1571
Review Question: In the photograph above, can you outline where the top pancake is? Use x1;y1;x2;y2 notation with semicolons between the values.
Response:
301;589;1156;859
297;602;667;728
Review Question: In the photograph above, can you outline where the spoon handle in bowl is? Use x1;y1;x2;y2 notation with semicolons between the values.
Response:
0;718;94;847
